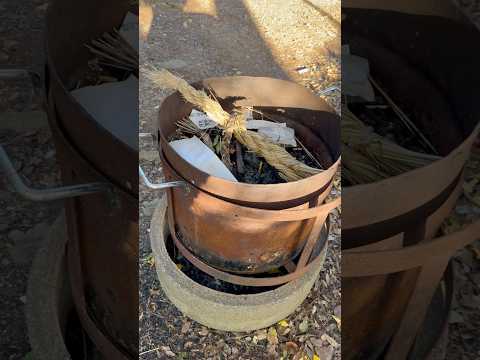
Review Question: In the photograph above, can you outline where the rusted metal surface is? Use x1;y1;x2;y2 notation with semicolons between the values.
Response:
341;7;480;360
161;154;339;285
47;91;138;359
157;77;340;274
46;1;138;358
343;220;480;360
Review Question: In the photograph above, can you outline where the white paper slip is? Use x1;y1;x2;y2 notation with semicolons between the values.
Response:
189;109;218;130
71;76;138;150
120;12;139;51
342;53;375;102
246;120;286;130
245;108;254;121
258;127;297;147
169;136;238;182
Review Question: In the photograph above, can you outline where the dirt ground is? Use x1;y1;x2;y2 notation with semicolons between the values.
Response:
139;1;341;359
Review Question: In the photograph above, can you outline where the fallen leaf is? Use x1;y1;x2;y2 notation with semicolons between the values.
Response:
267;327;279;346
285;341;299;353
255;329;267;341
145;253;155;267
310;338;323;348
278;320;289;328
149;288;161;296
298;319;309;333
332;315;341;327
147;301;157;312
315;345;334;360
161;346;175;357
199;327;209;336
321;333;339;348
181;321;191;334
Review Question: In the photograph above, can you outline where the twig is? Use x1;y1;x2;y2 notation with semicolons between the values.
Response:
369;76;438;155
139;347;160;356
235;141;245;174
296;136;323;169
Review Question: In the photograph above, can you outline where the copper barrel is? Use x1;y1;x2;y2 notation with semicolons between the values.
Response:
46;0;138;358
342;8;480;359
157;77;340;274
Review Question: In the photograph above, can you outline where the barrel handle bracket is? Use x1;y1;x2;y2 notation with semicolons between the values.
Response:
139;166;186;191
0;145;112;202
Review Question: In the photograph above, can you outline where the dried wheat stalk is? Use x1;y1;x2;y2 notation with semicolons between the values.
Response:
342;105;441;184
86;29;138;74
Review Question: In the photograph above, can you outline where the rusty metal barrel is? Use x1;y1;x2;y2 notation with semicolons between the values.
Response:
342;6;480;360
157;77;340;278
46;0;138;358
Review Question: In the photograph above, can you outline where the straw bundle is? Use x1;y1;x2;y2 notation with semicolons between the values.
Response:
176;117;215;150
86;30;139;75
147;69;322;181
342;105;441;184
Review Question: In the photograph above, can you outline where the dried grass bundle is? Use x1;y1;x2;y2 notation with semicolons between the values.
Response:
86;30;139;75
176;117;214;150
342;105;441;184
147;68;322;181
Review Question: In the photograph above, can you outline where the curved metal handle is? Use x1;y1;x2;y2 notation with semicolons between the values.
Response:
0;145;111;201
139;166;185;190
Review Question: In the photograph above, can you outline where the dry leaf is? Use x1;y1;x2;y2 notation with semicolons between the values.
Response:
145;253;155;267
285;341;299;353
267;327;279;346
181;321;191;334
147;301;157;312
278;320;289;328
161;346;175;357
332;315;341;327
298;319;309;333
199;327;209;336
321;334;339;348
255;329;267;341
149;288;161;296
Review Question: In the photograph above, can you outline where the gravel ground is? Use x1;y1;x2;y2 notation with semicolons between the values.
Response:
139;1;341;359
443;148;480;360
